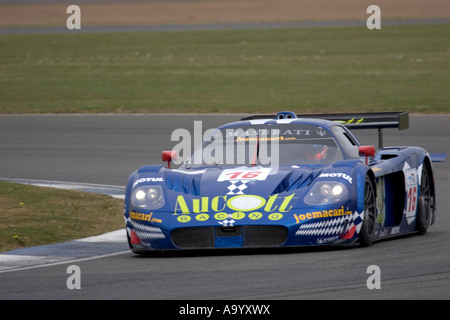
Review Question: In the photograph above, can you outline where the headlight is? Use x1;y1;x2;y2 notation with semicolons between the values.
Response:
304;181;348;205
131;185;165;209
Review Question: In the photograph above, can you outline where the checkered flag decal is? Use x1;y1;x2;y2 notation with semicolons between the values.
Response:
227;180;249;195
295;211;364;237
128;219;165;241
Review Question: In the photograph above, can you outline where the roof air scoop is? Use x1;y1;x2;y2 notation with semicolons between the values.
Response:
276;111;298;120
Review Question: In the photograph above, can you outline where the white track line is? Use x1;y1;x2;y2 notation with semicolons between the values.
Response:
0;179;129;273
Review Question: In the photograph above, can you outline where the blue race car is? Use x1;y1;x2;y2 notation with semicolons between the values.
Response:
124;111;445;253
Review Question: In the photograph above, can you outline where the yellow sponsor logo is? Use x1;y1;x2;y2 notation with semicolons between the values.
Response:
177;215;191;223
232;212;245;220
173;193;297;215
294;206;352;223
236;136;296;142
268;213;283;220
248;212;263;220
195;214;209;221
130;211;162;223
178;211;282;223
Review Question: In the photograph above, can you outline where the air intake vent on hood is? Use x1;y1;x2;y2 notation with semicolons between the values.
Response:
164;169;202;196
272;169;321;194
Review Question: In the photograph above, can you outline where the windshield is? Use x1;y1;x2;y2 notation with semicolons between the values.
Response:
183;123;343;168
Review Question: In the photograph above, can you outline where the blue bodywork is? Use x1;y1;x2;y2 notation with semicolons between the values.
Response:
124;112;441;252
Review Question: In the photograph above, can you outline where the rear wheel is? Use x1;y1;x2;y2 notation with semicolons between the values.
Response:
416;165;432;235
359;176;377;247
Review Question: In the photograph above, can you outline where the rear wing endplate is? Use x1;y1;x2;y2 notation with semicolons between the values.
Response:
430;153;447;162
242;111;409;148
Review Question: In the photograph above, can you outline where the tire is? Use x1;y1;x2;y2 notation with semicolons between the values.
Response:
359;176;377;247
416;165;432;235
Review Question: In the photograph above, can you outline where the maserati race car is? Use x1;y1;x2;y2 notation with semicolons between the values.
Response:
124;111;445;253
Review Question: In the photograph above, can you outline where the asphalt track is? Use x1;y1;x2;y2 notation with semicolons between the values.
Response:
0;113;449;301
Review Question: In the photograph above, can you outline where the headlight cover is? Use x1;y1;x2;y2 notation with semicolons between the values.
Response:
131;185;165;209
304;181;348;205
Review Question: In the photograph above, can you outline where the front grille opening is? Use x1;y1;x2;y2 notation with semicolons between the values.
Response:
171;227;214;248
171;226;288;249
244;226;288;247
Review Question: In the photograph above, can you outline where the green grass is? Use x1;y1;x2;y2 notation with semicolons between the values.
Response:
0;181;124;252
1;24;449;114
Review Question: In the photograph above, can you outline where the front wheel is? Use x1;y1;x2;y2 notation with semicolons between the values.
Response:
416;165;432;235
359;176;377;247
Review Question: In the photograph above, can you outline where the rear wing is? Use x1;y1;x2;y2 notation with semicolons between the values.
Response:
241;111;409;148
430;153;447;162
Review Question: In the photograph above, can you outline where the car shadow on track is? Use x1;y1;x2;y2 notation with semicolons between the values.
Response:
129;244;358;259
129;232;422;258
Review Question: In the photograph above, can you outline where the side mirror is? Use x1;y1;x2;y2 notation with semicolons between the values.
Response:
162;150;177;169
359;146;376;165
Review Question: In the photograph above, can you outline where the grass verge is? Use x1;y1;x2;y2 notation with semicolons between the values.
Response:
0;181;124;253
0;24;449;114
